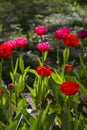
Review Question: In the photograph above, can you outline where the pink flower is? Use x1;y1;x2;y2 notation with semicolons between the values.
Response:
35;26;47;35
55;27;71;39
4;40;17;50
77;30;87;39
37;42;50;52
15;37;28;48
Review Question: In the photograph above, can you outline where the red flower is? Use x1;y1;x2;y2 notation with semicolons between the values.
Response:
15;37;28;48
55;27;71;39
0;44;12;58
60;81;79;96
35;26;47;35
36;66;52;77
36;42;50;52
65;64;74;71
63;33;80;47
0;87;4;97
77;30;87;39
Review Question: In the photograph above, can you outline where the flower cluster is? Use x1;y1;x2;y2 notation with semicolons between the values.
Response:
35;26;50;52
0;37;28;58
55;27;71;39
55;27;80;47
36;66;52;77
60;81;79;96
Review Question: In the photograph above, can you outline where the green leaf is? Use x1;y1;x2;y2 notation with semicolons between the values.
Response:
10;72;14;83
29;111;43;130
73;77;87;98
79;53;85;70
0;121;7;130
43;51;48;63
14;111;24;130
63;47;70;65
37;57;43;66
44;112;57;130
14;58;19;76
26;84;36;97
29;69;39;77
0;103;8;123
51;72;63;84
22;109;35;125
41;102;50;125
18;97;28;108
8;121;19;130
16;79;25;98
61;106;73;130
19;54;24;73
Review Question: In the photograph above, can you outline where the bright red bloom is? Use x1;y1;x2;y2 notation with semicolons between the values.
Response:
0;44;12;58
77;30;87;39
36;66;52;77
37;42;50;52
15;37;28;48
65;64;74;71
63;33;80;47
35;26;47;35
0;87;4;97
55;27;71;39
4;40;17;50
60;81;79;96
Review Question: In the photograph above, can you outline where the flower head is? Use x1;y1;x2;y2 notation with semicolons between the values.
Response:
35;26;47;35
55;27;71;39
60;81;79;96
63;33;80;47
77;30;87;39
0;44;12;58
36;66;52;77
65;64;74;71
8;83;15;92
37;42;50;52
15;37;28;48
4;40;17;50
0;87;4;97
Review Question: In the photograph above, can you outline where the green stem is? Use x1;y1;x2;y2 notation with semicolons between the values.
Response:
11;55;14;73
56;42;60;66
39;76;43;110
42;52;44;65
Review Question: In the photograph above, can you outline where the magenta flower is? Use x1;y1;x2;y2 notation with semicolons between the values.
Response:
37;42;50;52
55;27;71;39
77;30;87;39
35;26;47;36
15;37;28;48
4;40;17;50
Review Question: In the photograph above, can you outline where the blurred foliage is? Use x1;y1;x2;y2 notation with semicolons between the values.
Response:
0;0;86;33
